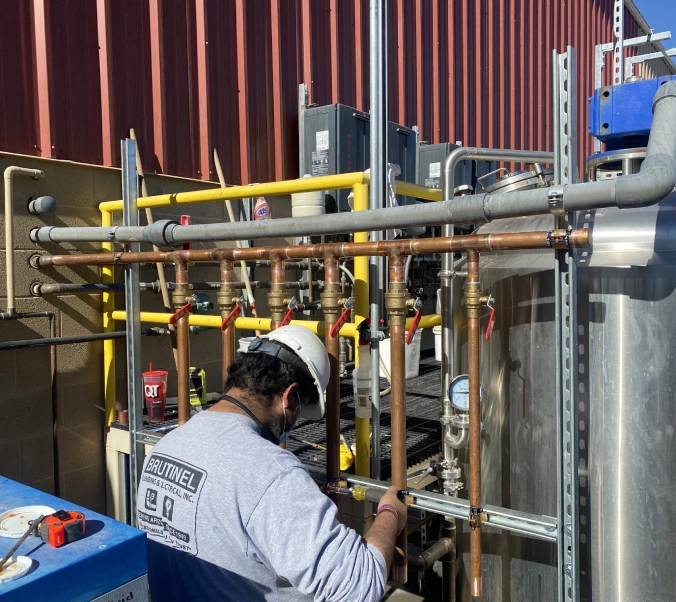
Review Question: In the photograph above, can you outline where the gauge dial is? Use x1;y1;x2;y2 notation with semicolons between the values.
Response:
448;375;485;411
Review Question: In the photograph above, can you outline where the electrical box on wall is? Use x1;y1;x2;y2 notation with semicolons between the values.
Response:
302;103;417;212
417;143;497;192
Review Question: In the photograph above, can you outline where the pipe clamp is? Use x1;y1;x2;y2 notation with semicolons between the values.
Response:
548;188;565;216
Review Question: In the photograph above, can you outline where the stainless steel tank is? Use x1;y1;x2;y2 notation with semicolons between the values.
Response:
455;181;676;600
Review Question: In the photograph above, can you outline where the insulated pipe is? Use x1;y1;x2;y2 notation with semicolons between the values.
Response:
466;249;483;597
321;257;342;487
219;259;236;391
31;230;589;268
33;84;676;248
3;166;44;317
386;254;408;584
174;261;191;425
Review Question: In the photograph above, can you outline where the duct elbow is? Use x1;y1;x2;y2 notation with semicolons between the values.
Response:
614;156;676;209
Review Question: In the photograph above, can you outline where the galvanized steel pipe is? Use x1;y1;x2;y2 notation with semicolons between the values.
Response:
3;166;44;318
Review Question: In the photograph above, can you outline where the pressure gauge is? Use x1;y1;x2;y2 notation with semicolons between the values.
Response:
448;375;485;411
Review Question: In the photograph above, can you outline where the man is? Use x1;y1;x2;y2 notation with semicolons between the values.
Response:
137;325;407;601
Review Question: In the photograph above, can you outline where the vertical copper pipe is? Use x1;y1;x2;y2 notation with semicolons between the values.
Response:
321;257;341;485
220;259;236;391
466;249;482;597
269;258;286;330
174;260;191;425
386;254;408;584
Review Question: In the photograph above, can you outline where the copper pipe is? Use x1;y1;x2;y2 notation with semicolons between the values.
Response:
33;229;591;267
386;254;408;584
220;259;236;391
174;260;191;425
466;249;482;597
321;257;341;487
268;258;286;330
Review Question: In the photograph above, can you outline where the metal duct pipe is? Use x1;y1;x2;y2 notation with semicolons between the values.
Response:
321;257;342;486
173;260;191;425
385;254;408;584
3;166;45;318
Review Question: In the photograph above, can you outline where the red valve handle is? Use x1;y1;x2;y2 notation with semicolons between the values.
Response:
280;308;295;327
221;304;242;331
485;306;496;342
330;307;351;339
169;301;193;325
406;310;422;345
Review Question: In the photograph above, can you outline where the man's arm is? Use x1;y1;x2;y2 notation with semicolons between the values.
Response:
246;466;396;602
363;486;408;573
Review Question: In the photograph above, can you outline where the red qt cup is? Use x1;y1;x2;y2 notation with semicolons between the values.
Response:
143;368;168;422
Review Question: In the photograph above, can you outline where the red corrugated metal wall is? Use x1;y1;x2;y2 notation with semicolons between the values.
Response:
1;0;673;184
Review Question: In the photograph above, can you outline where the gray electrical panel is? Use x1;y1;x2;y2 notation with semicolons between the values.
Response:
302;103;416;212
417;142;497;193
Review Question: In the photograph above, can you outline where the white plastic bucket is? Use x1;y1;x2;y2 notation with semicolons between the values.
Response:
379;329;422;380
433;325;442;362
238;337;254;353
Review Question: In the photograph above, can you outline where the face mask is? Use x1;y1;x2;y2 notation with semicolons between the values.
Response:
277;392;302;444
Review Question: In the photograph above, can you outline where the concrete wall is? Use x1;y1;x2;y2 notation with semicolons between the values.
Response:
0;151;295;515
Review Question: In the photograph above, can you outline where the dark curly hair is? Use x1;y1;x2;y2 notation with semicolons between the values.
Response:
224;347;319;409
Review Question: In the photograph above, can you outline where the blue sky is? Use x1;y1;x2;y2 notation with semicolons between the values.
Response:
634;0;676;49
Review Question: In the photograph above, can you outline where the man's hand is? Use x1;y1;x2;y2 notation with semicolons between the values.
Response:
377;486;408;534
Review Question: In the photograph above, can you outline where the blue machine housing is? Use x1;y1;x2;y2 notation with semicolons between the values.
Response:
0;477;147;602
589;75;676;148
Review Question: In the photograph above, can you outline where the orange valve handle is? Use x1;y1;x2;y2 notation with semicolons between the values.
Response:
169;300;194;325
221;304;242;331
330;307;351;339
406;310;422;345
280;307;295;327
485;297;496;342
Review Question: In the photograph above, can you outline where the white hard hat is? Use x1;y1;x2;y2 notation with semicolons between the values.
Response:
246;325;330;420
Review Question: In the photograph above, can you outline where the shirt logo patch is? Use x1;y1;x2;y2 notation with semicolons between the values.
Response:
137;452;208;556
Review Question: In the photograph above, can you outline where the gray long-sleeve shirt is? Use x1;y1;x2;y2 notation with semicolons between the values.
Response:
137;411;387;601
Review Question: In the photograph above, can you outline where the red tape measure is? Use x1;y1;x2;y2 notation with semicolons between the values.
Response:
39;510;86;548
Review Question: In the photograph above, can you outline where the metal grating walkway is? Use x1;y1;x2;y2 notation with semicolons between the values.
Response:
287;350;443;480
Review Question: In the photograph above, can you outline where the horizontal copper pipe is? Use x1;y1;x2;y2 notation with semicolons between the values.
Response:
33;229;590;267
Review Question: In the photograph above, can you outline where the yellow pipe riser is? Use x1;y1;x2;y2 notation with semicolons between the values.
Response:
102;210;116;427
100;172;368;213
99;172;440;213
352;183;370;478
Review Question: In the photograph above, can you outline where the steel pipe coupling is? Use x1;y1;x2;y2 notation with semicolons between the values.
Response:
147;220;180;247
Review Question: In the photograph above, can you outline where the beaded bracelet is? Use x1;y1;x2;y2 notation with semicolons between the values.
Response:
377;503;400;521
